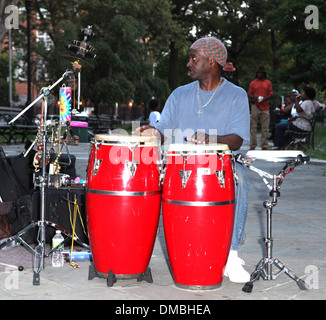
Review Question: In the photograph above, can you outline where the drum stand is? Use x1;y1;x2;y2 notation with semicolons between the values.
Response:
237;153;310;293
0;70;90;285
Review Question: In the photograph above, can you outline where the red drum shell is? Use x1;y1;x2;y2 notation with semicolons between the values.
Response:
162;145;235;289
86;135;161;278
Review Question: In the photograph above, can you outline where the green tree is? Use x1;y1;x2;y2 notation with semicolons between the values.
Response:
0;52;11;105
276;0;326;93
30;0;175;115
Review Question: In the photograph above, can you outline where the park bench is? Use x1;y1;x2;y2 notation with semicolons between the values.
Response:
0;107;38;144
286;106;323;150
0;106;120;144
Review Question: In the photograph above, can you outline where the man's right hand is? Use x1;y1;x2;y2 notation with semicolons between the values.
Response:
134;125;162;141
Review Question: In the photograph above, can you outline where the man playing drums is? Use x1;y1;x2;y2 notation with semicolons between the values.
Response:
137;37;250;283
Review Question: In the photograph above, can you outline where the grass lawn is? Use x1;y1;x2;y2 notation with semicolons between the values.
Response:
305;124;326;160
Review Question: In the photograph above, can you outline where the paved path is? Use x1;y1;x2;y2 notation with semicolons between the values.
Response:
0;142;325;302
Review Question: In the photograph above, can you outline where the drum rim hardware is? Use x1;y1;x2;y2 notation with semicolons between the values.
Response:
125;142;139;178
91;138;162;179
168;142;230;152
216;152;225;188
91;134;159;146
163;198;235;207
179;152;192;189
92;143;102;176
86;188;161;197
170;149;230;189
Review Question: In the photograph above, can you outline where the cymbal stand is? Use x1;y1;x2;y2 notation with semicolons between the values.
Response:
236;154;310;293
1;70;90;285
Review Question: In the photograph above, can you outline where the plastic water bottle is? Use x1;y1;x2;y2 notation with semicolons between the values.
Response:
52;230;64;267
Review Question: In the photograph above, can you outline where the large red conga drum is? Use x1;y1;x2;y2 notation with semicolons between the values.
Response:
162;143;235;289
86;134;161;280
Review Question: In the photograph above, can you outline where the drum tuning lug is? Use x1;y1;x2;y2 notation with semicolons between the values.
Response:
92;159;102;176
126;161;139;178
234;172;239;187
215;170;226;188
159;167;166;188
179;170;192;189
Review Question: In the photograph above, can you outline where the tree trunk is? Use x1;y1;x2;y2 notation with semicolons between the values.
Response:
168;41;179;91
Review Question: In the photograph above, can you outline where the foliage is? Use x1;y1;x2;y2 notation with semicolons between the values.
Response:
0;52;16;105
2;0;326;113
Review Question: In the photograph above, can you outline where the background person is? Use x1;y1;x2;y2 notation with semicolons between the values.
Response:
148;99;161;127
223;62;239;86
274;86;320;150
248;65;273;150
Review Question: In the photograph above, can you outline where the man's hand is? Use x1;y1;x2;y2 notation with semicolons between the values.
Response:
186;132;216;144
134;125;162;142
186;132;243;151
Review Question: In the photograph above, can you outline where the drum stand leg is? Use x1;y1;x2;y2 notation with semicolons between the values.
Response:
88;263;118;287
242;175;308;293
137;267;153;284
107;270;117;287
88;262;153;287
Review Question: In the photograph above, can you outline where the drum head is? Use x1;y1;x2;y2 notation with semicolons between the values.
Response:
94;134;158;145
246;150;307;162
167;143;230;154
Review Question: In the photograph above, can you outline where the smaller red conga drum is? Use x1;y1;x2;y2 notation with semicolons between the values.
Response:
162;143;235;289
86;134;162;281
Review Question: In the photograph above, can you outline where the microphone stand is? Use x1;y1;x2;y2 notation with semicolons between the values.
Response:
1;70;90;285
9;70;74;125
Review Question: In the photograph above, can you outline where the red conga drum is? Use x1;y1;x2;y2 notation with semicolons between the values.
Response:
162;143;235;289
86;134;161;280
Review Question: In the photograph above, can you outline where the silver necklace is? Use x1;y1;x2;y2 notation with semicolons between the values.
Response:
196;79;223;119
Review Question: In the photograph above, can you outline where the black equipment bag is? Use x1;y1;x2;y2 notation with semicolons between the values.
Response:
0;201;13;240
58;154;77;179
0;146;24;202
0;145;35;243
7;149;36;196
32;188;88;244
9;194;34;243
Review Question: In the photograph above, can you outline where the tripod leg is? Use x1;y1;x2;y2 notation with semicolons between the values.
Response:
32;244;44;286
33;272;40;285
242;258;268;293
0;222;37;251
273;258;309;290
44;221;90;255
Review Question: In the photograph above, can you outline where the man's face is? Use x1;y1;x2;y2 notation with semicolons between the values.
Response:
187;48;211;81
